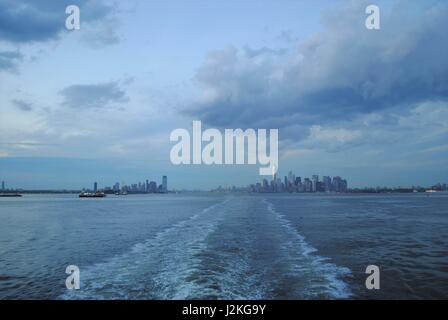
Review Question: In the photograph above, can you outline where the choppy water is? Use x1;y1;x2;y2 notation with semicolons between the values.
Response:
0;193;447;299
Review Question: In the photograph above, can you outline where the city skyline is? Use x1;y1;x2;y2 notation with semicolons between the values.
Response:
87;175;168;194
2;172;447;193
249;173;349;193
215;172;349;194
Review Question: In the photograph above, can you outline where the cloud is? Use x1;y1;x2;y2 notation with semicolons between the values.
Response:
11;99;33;111
59;82;129;109
398;101;448;130
304;125;362;152
0;51;23;72
243;46;287;58
80;18;121;48
0;0;115;44
281;148;315;159
185;0;448;140
423;144;448;153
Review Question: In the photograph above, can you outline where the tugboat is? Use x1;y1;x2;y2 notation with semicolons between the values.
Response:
79;192;106;198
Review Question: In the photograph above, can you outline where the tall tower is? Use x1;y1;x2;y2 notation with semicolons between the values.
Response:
288;171;295;185
312;175;319;192
93;182;98;192
1;181;4;191
162;176;167;192
323;176;332;192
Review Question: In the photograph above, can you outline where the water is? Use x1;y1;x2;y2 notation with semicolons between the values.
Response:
0;193;447;299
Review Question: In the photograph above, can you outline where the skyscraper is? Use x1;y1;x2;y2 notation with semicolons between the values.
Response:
323;176;332;192
341;179;348;192
312;175;319;192
162;176;168;192
304;178;312;192
262;179;269;192
1;181;4;191
93;182;98;192
332;176;342;192
149;181;157;193
287;171;295;185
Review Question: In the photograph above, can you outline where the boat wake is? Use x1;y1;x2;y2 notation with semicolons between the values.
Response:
61;197;352;299
263;199;352;299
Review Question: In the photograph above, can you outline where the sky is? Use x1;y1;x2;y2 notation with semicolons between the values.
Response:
0;0;447;190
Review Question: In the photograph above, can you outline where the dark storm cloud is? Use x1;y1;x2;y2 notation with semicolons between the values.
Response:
185;1;448;132
0;0;113;43
0;51;23;72
12;99;32;111
59;82;129;109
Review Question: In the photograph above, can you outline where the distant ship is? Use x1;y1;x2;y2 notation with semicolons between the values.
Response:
0;193;22;197
79;192;106;198
115;191;128;196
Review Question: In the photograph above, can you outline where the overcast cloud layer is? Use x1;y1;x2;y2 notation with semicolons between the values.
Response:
187;1;448;129
0;0;447;189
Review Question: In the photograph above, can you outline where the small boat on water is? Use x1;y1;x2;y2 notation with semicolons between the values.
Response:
79;192;106;198
0;193;22;197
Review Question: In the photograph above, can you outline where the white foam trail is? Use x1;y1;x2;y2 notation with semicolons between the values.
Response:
61;198;352;300
263;199;352;299
61;200;229;300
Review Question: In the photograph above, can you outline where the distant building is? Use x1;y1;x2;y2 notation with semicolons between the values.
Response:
312;175;319;192
288;171;295;185
1;181;4;191
149;181;157;193
262;179;269;192
304;178;312;192
93;182;98;192
341;179;348;192
297;180;304;192
323;176;332;192
162;176;168;192
332;176;342;192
